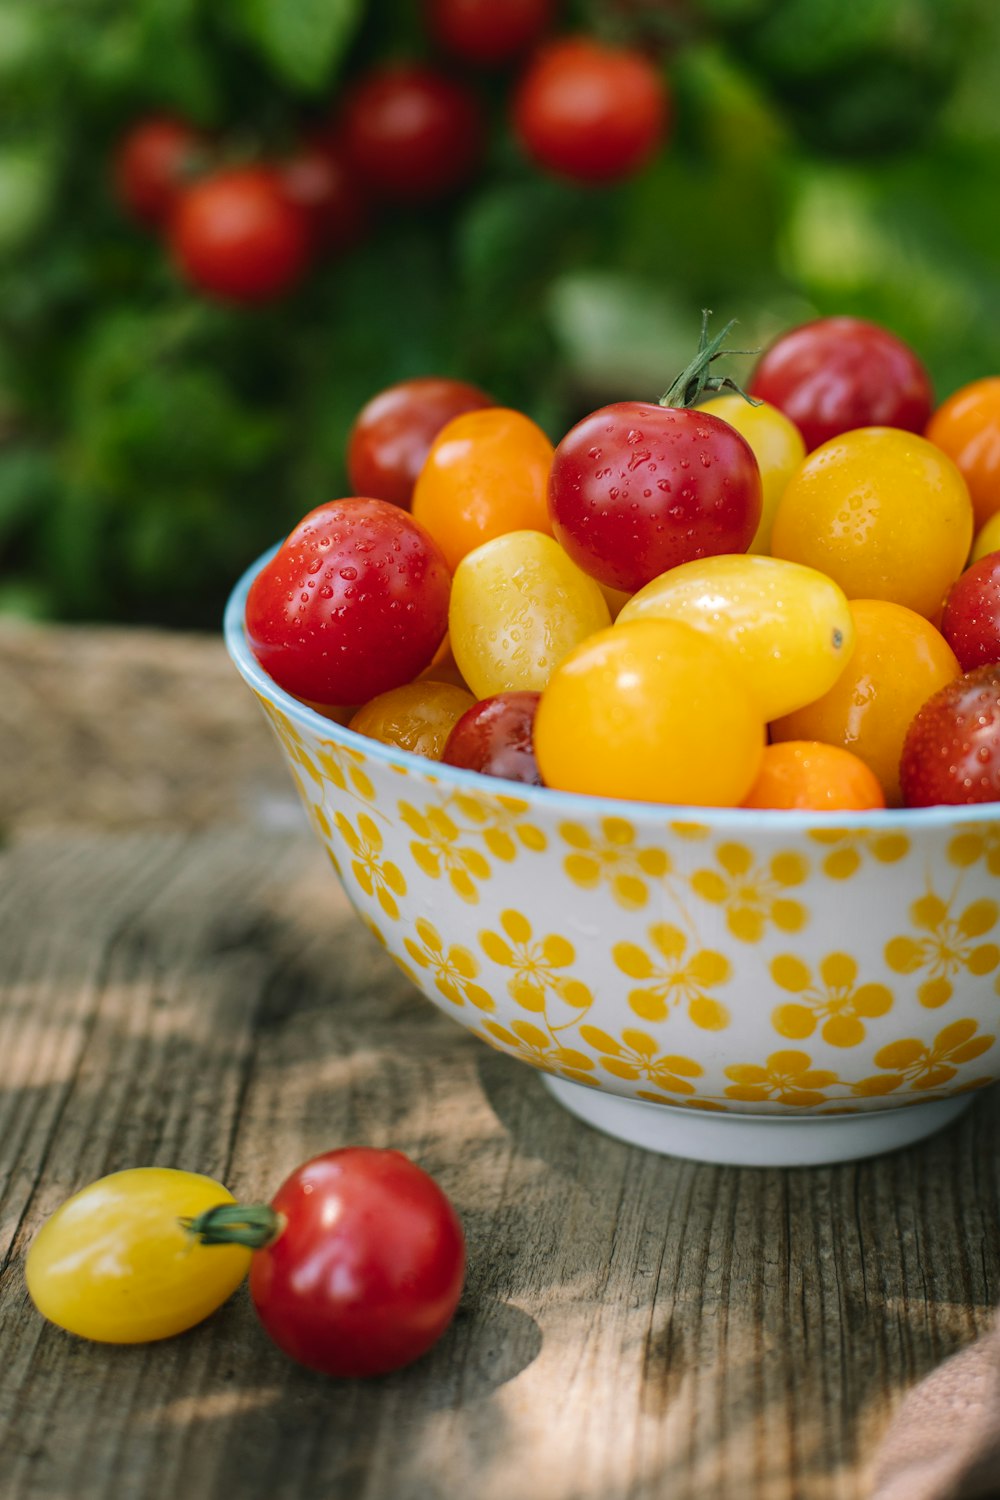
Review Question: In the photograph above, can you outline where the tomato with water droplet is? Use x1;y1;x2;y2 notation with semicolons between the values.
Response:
245;499;450;706
548;400;762;594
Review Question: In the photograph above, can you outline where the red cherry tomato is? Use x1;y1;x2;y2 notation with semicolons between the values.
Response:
442;692;542;784
941;553;1000;671
245;498;450;705
512;38;669;183
249;1149;466;1378
427;0;555;66
900;666;1000;806
277;141;367;255
748;317;934;453
341;66;483;202
548;400;762;593
170;168;311;303
114;116;206;228
348;377;493;509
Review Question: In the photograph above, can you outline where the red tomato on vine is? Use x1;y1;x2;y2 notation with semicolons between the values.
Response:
341;66;483;202
426;0;555;66
513;38;669;182
170;167;311;303
278;141;368;255
115;116;207;228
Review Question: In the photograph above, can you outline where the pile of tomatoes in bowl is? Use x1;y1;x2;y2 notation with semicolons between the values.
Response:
243;313;1000;816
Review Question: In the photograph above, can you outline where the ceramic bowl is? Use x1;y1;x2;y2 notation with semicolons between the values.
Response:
225;552;1000;1166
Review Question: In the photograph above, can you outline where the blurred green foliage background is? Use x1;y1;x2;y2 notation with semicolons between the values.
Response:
3;0;1000;626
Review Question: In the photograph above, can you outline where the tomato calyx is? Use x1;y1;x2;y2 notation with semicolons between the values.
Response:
182;1202;285;1251
659;309;760;410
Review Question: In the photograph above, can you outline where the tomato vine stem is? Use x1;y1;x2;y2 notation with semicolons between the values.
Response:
660;308;761;410
181;1203;284;1250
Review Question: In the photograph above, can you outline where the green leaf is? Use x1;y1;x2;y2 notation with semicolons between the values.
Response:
236;0;363;92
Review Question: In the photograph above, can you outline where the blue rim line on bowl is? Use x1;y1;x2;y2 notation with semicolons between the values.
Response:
224;544;1000;836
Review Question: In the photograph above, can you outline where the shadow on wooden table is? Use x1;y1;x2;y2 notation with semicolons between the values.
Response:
1;823;998;1500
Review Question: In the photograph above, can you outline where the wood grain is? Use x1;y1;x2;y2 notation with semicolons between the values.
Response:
1;826;998;1500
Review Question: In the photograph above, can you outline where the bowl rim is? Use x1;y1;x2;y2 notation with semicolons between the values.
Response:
224;544;1000;834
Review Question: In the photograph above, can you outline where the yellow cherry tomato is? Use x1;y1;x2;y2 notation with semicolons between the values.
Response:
449;529;611;698
770;599;961;806
698;394;806;554
25;1168;252;1343
771;427;973;620
534;618;765;806
971;511;1000;564
411;408;554;572
618;553;854;722
349;681;475;760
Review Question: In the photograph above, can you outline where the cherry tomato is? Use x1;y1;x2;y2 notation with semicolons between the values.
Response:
770;428;973;621
341;66;483;202
941;553;1000;670
278;140;367;255
513;38;669;183
245;499;450;705
697;394;806;554
25;1169;251;1343
548;400;762;594
428;0;554;65
247;1149;466;1378
442;692;542;784
534;619;765;806
449;530;611;697
748;317;934;452
926;377;1000;531
901;666;1000;807
114;116;206;228
349;681;475;759
170;168;311;303
972;512;1000;564
348;377;493;510
412;408;554;571
771;599;960;806
618;554;854;722
741;742;886;812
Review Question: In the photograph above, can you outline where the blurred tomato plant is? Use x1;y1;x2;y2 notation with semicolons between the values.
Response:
1;0;999;625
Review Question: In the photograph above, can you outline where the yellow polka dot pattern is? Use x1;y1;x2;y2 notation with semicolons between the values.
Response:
256;695;1000;1115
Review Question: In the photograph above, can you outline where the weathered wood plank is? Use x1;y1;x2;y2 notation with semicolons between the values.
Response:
0;624;290;836
0;830;997;1500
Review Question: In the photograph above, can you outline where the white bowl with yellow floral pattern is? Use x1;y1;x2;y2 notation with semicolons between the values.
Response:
226;556;1000;1167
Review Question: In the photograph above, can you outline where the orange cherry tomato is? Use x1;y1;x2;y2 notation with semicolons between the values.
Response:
348;681;475;760
926;377;1000;532
741;741;886;812
534;619;765;806
411;408;554;571
770;599;960;805
771;427;973;620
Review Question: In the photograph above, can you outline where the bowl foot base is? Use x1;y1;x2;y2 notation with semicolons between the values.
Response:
541;1076;976;1167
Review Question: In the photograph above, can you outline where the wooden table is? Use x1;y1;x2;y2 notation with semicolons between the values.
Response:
1;624;998;1500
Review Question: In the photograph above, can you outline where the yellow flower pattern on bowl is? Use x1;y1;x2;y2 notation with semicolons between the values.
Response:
225;557;1000;1164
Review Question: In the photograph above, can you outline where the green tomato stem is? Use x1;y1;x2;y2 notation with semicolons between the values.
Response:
659;308;762;410
181;1203;284;1251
